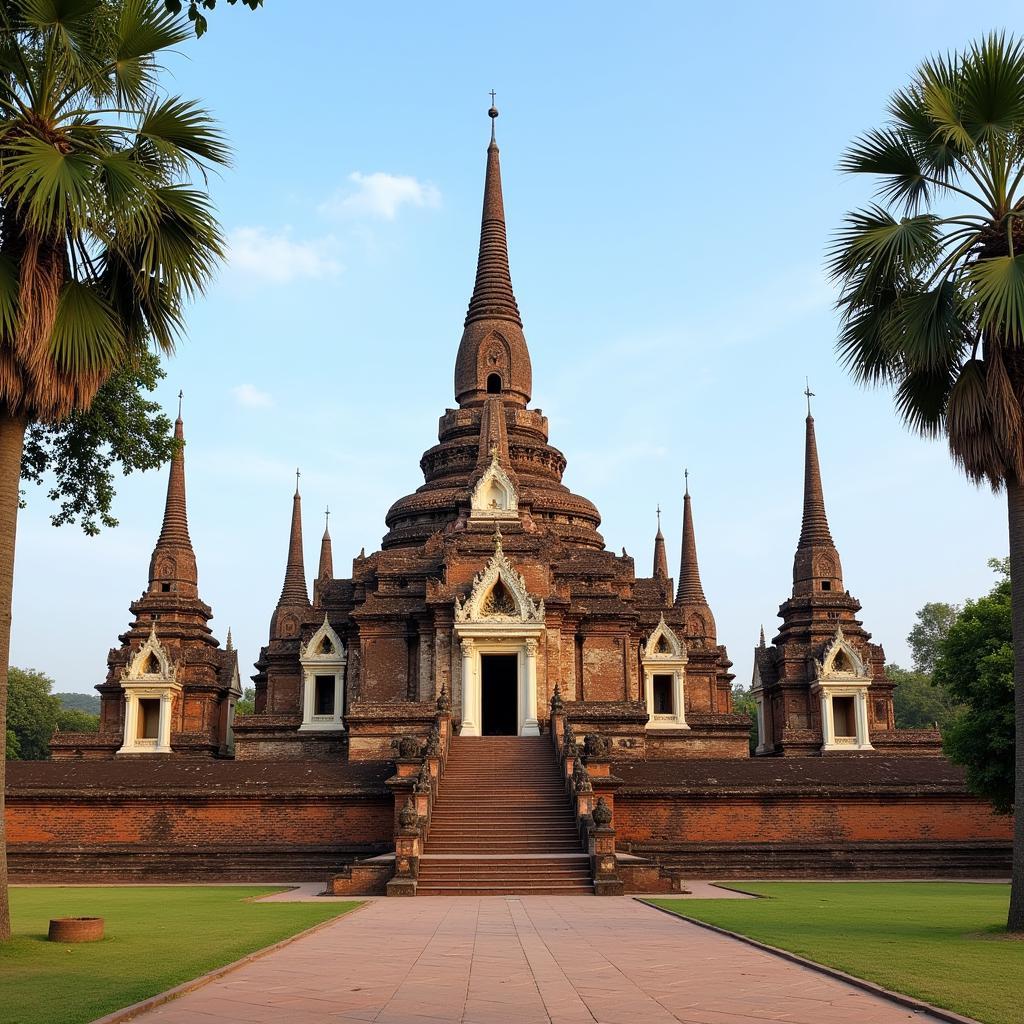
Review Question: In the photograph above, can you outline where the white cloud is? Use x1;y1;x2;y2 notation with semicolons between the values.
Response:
227;227;343;284
231;383;273;409
320;172;441;221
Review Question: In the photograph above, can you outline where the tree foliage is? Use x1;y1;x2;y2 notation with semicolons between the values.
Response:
5;667;98;760
730;685;758;753
21;351;175;534
908;602;960;674
164;0;262;38
235;685;256;716
935;565;1015;813
888;663;960;730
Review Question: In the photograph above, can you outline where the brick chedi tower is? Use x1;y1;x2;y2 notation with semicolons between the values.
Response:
234;105;749;762
53;405;240;760
751;394;939;756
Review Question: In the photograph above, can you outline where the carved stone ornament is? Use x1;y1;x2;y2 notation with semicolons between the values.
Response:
398;797;418;831
591;797;613;828
123;623;176;683
550;682;564;714
299;614;345;664
642;615;686;662
469;448;519;519
436;682;451;714
415;762;431;794
814;625;870;681
425;726;441;757
584;733;611;759
454;530;545;624
393;735;422;759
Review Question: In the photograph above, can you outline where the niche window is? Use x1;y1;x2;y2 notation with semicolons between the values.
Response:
652;674;673;715
486;373;502;394
821;580;832;591
314;675;336;717
137;699;160;739
832;696;856;737
161;582;171;593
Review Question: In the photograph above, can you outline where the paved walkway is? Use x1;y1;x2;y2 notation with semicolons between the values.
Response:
135;897;947;1024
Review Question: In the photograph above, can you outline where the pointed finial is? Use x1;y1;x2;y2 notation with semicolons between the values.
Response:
489;90;501;141
226;627;234;652
493;524;503;551
684;468;689;498
759;624;766;649
656;504;661;528
177;389;183;420
325;505;331;530
294;467;301;496
804;377;815;417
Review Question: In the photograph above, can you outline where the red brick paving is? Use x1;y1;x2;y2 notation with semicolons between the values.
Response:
134;897;947;1024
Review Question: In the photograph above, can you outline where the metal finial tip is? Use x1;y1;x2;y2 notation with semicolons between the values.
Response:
294;468;301;495
804;377;815;416
684;468;689;497
177;389;183;419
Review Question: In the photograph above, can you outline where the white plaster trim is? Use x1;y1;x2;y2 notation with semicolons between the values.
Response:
454;533;544;624
469;449;519;521
299;614;346;732
642;615;688;729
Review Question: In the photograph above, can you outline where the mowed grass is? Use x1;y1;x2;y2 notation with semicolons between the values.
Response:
648;882;1021;1024
1;886;360;1024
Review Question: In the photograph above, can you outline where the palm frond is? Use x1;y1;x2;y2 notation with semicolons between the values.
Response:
893;280;964;372
50;277;124;374
135;96;230;172
964;253;1024;342
838;128;929;213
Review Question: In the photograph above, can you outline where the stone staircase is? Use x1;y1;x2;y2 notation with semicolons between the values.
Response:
416;735;593;895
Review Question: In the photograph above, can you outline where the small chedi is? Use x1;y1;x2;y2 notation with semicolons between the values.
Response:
22;109;1005;895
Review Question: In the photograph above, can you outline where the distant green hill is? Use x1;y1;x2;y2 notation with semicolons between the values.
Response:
54;692;100;714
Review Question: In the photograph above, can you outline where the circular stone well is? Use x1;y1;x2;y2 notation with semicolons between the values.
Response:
48;917;104;943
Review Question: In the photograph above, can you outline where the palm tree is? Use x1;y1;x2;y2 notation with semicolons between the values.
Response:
0;0;227;940
829;32;1024;931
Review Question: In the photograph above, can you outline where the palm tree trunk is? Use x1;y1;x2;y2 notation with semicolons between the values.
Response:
0;410;27;942
1008;478;1024;933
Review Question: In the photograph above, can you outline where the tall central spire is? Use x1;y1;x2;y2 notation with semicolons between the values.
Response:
675;472;708;609
279;470;310;607
792;397;844;597
148;402;198;597
465;102;521;328
454;101;533;408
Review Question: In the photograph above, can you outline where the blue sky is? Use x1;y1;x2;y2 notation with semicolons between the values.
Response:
13;0;1018;693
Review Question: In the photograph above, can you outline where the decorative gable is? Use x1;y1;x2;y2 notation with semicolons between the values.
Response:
299;615;346;664
642;615;686;662
469;448;518;520
455;530;544;623
814;625;870;681
123;624;176;683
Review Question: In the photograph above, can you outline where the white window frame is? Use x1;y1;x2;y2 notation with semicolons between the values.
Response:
299;616;346;732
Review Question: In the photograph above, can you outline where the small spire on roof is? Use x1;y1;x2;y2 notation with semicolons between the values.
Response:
226;627;234;652
759;624;766;649
653;504;669;581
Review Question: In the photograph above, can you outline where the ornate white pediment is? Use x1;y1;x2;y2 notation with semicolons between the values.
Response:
455;530;544;623
814;625;870;681
300;614;346;664
469;448;518;520
123;624;176;683
642;615;686;662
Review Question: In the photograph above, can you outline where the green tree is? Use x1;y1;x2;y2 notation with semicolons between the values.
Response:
829;33;1024;930
6;667;58;760
235;686;256;716
730;685;758;753
22;350;174;534
888;663;958;730
934;566;1014;813
164;0;262;38
0;0;228;942
55;707;99;732
53;691;100;714
907;602;960;674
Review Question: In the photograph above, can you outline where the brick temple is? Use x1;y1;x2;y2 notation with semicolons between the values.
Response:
9;109;1011;893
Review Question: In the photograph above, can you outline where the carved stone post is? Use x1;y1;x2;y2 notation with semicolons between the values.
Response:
590;797;623;896
387;798;421;897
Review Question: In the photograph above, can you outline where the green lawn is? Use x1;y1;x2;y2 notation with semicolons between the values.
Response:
1;886;360;1024
648;882;1021;1024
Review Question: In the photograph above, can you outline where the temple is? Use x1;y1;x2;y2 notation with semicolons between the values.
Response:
51;404;240;760
21;108;1006;894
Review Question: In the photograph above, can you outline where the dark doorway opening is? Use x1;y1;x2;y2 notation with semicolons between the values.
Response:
486;372;502;394
481;654;518;735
